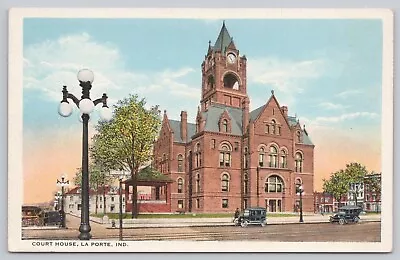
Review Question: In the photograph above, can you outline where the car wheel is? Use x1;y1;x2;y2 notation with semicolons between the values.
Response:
241;220;249;227
353;216;360;223
339;218;345;225
261;220;267;227
234;218;239;226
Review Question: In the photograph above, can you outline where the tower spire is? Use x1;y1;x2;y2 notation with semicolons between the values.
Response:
213;21;233;54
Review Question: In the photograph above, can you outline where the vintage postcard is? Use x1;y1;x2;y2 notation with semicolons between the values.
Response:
8;8;393;252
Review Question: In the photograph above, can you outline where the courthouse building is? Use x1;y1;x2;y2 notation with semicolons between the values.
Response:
153;22;315;213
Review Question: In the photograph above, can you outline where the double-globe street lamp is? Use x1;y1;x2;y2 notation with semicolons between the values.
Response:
58;69;112;240
56;175;69;228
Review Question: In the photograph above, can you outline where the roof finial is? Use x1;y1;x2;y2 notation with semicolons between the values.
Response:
303;124;306;129
164;109;167;115
223;20;226;26
271;89;274;95
208;40;211;47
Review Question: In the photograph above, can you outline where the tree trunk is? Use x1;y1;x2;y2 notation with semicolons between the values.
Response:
133;174;138;218
103;183;106;215
95;183;99;215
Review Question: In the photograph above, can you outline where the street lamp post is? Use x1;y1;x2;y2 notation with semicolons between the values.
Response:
298;185;304;223
58;69;113;240
56;175;69;228
55;192;62;211
118;174;124;241
111;171;129;241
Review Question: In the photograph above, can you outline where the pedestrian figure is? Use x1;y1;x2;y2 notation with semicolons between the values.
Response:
233;208;240;223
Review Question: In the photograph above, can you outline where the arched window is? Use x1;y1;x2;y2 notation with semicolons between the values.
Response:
177;178;183;193
269;146;278;168
280;149;287;168
221;173;230;192
296;131;301;143
271;120;276;134
265;175;284;193
244;147;249;169
295;152;303;173
196;174;200;193
244;173;249;195
223;73;239;89
219;143;231;167
222;119;228;132
195;143;201;168
207;75;215;89
259;147;265;167
177;154;183;172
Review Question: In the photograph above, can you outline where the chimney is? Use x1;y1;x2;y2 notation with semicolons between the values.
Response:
180;111;187;142
242;98;249;132
281;106;288;118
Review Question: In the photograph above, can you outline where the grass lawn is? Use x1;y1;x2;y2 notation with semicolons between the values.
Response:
91;212;300;219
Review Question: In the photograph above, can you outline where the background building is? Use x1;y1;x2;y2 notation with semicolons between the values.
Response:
153;22;315;213
64;186;126;215
313;192;335;213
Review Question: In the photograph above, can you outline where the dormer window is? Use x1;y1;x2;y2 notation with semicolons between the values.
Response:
296;131;301;143
223;119;228;132
219;117;231;133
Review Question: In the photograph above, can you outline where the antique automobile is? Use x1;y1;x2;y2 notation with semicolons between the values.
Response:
329;205;362;225
43;211;62;226
234;207;267;227
21;205;45;226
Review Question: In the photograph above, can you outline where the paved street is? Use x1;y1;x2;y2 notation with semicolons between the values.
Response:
22;214;381;242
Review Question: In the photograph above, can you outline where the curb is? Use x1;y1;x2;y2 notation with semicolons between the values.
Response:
105;219;381;229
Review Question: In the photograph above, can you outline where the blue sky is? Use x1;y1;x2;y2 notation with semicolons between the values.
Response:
23;18;382;132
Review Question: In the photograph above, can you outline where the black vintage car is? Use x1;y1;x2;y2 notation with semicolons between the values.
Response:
329;205;362;225
43;211;62;226
234;207;267;227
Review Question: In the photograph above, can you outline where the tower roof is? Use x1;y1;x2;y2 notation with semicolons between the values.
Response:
213;21;235;54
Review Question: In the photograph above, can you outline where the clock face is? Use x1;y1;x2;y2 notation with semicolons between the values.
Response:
227;53;236;64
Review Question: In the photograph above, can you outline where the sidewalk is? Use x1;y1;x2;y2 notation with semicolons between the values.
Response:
101;214;381;229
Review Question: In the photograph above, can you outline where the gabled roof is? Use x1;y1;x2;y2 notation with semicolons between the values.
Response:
213;21;235;54
288;116;314;145
250;105;314;145
202;103;243;136
250;104;265;122
168;119;197;143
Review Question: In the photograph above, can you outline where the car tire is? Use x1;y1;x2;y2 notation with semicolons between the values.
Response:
353;216;360;223
339;218;345;225
241;220;249;228
261;220;267;227
234;218;239;226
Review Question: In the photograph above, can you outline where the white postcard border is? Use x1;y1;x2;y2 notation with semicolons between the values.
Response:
8;8;394;252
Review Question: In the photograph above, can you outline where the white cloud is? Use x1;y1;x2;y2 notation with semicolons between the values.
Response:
335;89;363;99
23;33;200;110
318;102;349;110
315;112;379;123
247;57;325;94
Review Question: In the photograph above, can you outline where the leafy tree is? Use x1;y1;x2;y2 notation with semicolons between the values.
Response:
323;170;349;208
323;163;369;209
91;94;161;218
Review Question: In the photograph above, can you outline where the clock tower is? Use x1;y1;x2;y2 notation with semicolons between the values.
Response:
200;21;248;111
